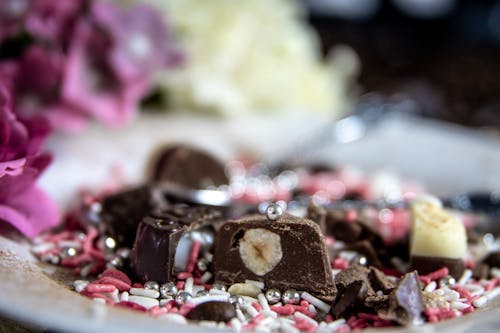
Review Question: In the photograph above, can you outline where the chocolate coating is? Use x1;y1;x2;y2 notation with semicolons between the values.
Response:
149;144;229;189
131;205;222;283
187;301;236;322
213;214;336;301
100;185;155;247
410;255;465;279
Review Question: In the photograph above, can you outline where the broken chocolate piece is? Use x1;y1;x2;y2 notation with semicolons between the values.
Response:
332;265;374;317
379;271;424;326
307;202;327;234
473;262;490;280
148;144;229;189
131;205;222;283
369;266;396;293
187;301;236;322
213;214;336;301
346;240;383;268
410;255;465;279
100;185;155;247
483;250;500;268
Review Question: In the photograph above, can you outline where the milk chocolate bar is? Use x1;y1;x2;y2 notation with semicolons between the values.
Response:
131;204;222;283
213;214;336;301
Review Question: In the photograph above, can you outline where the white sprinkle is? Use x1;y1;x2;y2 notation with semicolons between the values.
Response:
485;287;500;301
308;304;317;314
331;269;342;276
451;301;470;310
244;303;259;317
280;318;295;325
241;296;259;304
294;311;318;327
204;252;213;262
73;280;89;293
245;279;265;290
130;288;160;299
473;296;488;308
187;294;228;306
58;240;82;249
457;269;473;285
491;268;500;278
236;308;246;322
185;277;194;295
159;313;187;324
199;321;218;328
230;318;242;332
80;263;93;277
433;289;445;296
93;298;106;304
442;288;460;301
128;295;159;309
258;293;270;311
327;318;346;330
192;285;205;295
209;289;230;297
469;286;485;297
159;298;173;306
120;291;129;302
200;271;212;283
424;281;437;292
301;291;331;313
339;250;357;261
261;310;277;318
258;317;275;326
107;289;119;302
280;322;299;333
32;243;55;254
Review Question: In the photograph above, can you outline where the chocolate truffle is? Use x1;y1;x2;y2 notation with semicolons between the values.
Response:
213;214;336;302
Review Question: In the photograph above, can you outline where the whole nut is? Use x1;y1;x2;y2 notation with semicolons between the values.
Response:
239;228;282;276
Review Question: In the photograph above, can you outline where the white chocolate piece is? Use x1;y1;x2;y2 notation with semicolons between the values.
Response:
410;200;466;259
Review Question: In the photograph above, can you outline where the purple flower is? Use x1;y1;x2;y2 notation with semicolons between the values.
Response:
0;85;60;237
92;1;182;82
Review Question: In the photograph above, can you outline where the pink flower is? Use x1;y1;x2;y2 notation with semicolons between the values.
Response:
0;85;60;237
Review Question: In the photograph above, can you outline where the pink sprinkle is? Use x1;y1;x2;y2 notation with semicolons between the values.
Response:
466;260;475;269
424;307;440;316
163;300;175;310
326;237;335;246
294;321;316;332
452;285;472;299
95;276;131;292
336;324;351;332
45;231;72;243
271;304;295;315
251;302;262;312
358;312;380;321
61;254;92;267
177;272;192;280
422;267;449;281
80;290;114;303
101;269;132;285
179;303;196;316
325;314;334;323
345;210;357;222
300;300;309;307
84;283;116;293
250;313;265;324
176;281;185;290
82;227;98;255
333;258;349;270
419;276;431;285
132;283;143;288
462;306;474;314
168;307;179;314
428;315;439;323
186;241;202;273
149;305;168;317
115;301;147;312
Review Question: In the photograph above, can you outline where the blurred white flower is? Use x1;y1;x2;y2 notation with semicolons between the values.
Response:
140;0;359;116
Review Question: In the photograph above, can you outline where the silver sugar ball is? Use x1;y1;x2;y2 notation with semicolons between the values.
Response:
212;283;226;292
265;289;281;304
62;247;77;258
160;282;178;298
266;203;284;221
107;256;123;268
144;281;160;291
356;256;368;266
196;290;209;297
197;258;209;272
175;291;192;303
229;295;244;307
282;289;300;305
116;248;131;259
439;275;456;288
104;237;117;250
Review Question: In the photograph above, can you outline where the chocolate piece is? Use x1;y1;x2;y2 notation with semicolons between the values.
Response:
149;144;229;189
369;266;396;293
473;262;490;280
410;255;465;279
131;205;221;283
334;265;372;292
332;265;374;317
187;301;236;322
346;240;383;268
483;251;500;268
213;214;336;301
307;202;327;234
379;271;424;326
100;185;155;247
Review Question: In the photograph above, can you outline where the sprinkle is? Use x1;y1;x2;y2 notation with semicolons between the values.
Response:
95;276;131;292
178;303;196;316
452;285;472;299
236;308;246;322
457;269;473;285
128;295;160;309
130;288;160;299
244;303;259;317
186;241;201;273
115;301;147;312
333;258;349;270
101;269;132;285
85;284;116;294
150;306;169;317
327;318;346;331
280;322;299;333
450;301;470;311
472;296;488;308
176;281;185;290
441;288;460;301
261;310;277;318
187;294;229;306
491;268;500;278
424;281;437;292
245;280;265;290
184;277;194;295
300;291;331;313
120;291;129;302
258;293;270;311
230;318;242;331
422;267;449;282
200;271;212;284
177;272;192;280
294;311;318;327
271;304;295;316
485;287;500;301
252;302;263;312
32;242;55;254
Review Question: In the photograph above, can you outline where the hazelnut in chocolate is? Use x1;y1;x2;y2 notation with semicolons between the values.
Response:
213;213;336;301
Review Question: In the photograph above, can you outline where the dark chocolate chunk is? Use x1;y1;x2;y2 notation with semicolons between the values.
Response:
187;301;236;322
100;185;155;247
149;144;229;189
379;271;424;326
213;214;336;301
410;255;465;279
483;250;500;268
334;265;372;292
307;202;327;234
131;205;222;283
346;240;383;268
369;266;396;293
472;262;490;280
332;265;374;317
